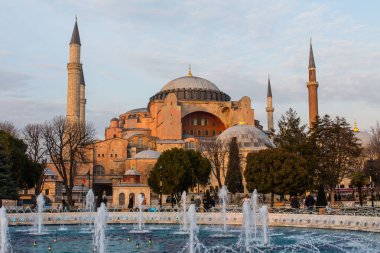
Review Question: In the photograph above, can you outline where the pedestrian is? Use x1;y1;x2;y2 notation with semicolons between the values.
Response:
290;195;300;209
127;195;134;209
203;190;211;211
195;195;201;212
305;193;315;213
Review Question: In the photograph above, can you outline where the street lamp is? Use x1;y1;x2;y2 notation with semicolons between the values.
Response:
159;165;163;209
81;183;84;209
370;176;375;208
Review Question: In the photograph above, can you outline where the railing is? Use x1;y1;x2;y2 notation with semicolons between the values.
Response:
3;204;380;217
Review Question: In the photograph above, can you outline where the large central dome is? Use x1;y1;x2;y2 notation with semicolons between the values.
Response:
149;70;230;102
161;76;220;92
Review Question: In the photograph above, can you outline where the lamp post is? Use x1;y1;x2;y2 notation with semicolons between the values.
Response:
81;183;84;209
159;165;163;209
370;176;375;208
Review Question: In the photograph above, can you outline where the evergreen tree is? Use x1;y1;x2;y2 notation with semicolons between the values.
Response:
0;143;18;202
274;108;317;189
274;108;307;152
0;130;42;190
316;184;327;207
309;115;362;205
245;148;308;207
225;137;243;194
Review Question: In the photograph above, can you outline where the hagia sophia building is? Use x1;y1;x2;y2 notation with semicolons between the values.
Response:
42;19;361;207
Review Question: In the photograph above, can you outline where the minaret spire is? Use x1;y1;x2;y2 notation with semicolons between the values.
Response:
266;74;274;133
70;17;81;45
267;74;272;97
66;18;82;124
307;38;319;128
309;38;315;69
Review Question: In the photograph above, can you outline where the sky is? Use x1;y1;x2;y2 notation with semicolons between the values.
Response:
1;0;379;138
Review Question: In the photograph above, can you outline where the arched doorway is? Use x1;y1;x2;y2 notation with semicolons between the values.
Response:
182;111;225;137
128;193;135;209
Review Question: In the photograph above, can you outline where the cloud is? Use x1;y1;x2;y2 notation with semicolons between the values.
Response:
1;0;379;134
0;71;35;91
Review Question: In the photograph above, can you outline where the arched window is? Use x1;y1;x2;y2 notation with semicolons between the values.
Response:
119;193;125;206
94;165;105;176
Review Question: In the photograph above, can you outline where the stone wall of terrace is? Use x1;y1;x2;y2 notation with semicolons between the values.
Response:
5;212;380;233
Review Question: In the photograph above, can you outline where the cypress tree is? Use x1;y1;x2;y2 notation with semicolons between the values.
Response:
316;184;327;207
225;137;244;194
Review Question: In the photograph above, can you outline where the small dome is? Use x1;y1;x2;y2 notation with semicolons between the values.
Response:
124;169;140;176
134;150;161;159
110;117;119;122
217;124;273;151
161;76;220;92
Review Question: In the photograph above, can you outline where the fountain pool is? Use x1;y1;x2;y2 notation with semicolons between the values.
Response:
7;224;380;253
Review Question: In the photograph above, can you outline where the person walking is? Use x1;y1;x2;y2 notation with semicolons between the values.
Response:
290;195;300;209
305;193;315;213
195;195;201;212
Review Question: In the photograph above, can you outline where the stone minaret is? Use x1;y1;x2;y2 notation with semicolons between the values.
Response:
266;75;274;132
79;66;86;125
307;39;319;128
66;18;82;124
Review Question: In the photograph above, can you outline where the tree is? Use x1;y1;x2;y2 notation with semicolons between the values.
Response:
350;171;367;206
200;139;229;188
274;108;307;152
186;150;211;187
245;148;308;207
148;148;194;204
0;143;18;206
316;184;327;207
0;121;19;138
309;115;362;205
274;108;317;189
369;122;380;159
43;116;95;206
225;137;243;194
364;159;380;191
22;123;47;196
0;130;42;190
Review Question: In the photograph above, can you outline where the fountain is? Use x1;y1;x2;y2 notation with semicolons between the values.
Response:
251;189;258;239
5;189;380;253
93;203;107;253
137;194;144;231
35;193;45;234
180;191;188;231
218;185;228;233
242;199;252;252
260;205;269;246
187;204;199;253
85;189;95;212
0;207;10;253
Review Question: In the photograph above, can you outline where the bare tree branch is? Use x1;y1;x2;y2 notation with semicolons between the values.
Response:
43;116;95;207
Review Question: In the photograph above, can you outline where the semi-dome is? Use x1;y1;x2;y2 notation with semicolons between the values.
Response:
134;150;161;159
161;76;220;92
217;124;273;151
